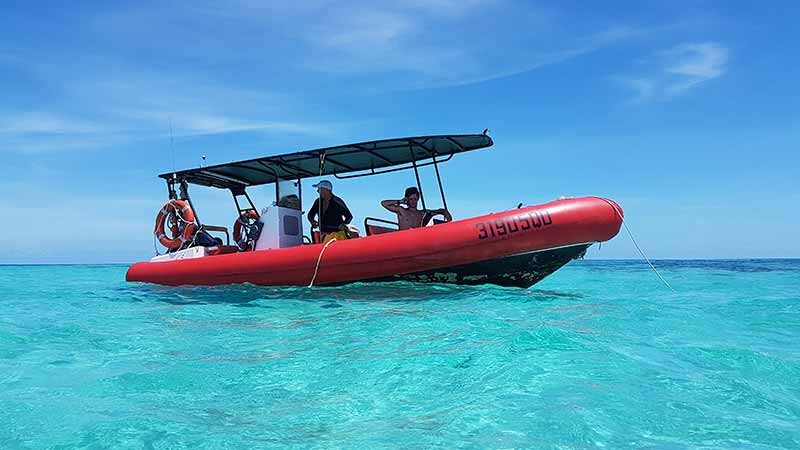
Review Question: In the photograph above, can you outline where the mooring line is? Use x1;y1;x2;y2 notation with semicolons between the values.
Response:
604;200;676;292
308;238;337;287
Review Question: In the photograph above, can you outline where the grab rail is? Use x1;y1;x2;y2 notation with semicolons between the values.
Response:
197;225;230;246
364;217;399;236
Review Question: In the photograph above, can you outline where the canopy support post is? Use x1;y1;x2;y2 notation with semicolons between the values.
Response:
179;179;201;226
317;152;326;237
166;178;177;200
409;147;426;210
231;186;257;215
297;176;303;210
232;193;242;214
432;154;448;212
243;189;257;212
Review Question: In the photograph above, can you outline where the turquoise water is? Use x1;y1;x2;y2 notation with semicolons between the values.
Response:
1;260;798;449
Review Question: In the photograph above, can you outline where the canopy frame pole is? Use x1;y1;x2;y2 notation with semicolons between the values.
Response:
297;176;303;212
232;194;242;214
256;163;282;206
409;146;427;210
432;153;448;212
166;178;177;200
179;179;202;227
269;166;280;204
316;152;326;238
230;186;257;215
244;190;257;212
332;154;455;179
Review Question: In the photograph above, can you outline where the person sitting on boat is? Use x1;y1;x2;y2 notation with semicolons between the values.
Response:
307;180;353;235
381;187;452;230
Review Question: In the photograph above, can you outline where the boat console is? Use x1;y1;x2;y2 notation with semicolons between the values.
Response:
254;205;303;250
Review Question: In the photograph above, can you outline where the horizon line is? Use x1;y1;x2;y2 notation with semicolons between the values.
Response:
1;257;798;267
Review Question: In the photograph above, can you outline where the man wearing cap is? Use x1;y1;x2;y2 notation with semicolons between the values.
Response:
308;180;353;235
381;186;452;230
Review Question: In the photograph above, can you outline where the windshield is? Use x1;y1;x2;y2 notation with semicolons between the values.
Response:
276;178;301;210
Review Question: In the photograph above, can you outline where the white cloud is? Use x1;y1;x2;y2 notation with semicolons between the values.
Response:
666;42;728;78
114;108;330;137
0;77;334;153
191;0;636;88
404;0;496;17
618;41;730;102
0;2;714;155
618;78;655;102
433;25;644;88
0;113;105;135
321;10;412;51
298;6;469;78
0;113;120;153
90;77;339;137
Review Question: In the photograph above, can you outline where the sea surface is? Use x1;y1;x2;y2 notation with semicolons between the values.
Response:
1;260;798;449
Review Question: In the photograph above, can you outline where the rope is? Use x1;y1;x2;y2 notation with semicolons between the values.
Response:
169;203;198;249
153;234;161;257
308;237;337;287
604;200;676;293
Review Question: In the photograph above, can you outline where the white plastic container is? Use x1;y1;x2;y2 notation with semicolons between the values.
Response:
150;245;207;262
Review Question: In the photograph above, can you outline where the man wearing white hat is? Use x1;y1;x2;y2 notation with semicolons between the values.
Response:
307;179;353;236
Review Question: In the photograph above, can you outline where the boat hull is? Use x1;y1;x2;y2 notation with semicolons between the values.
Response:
126;197;622;287
369;243;591;288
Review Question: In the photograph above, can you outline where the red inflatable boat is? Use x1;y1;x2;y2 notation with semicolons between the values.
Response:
126;134;623;288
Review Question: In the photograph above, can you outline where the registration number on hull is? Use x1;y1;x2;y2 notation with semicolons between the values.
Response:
476;210;553;240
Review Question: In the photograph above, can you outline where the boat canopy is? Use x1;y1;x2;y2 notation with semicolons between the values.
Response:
159;133;493;189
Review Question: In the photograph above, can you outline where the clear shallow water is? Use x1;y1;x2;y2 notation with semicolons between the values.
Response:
1;260;798;449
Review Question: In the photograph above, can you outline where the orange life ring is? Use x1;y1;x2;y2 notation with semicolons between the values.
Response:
154;199;196;250
233;210;260;248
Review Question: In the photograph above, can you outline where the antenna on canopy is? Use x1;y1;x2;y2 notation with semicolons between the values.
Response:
169;117;176;173
201;155;206;168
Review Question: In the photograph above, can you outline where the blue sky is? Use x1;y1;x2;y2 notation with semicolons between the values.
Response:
1;0;798;263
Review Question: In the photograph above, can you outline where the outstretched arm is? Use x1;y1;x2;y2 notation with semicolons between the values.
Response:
381;199;405;213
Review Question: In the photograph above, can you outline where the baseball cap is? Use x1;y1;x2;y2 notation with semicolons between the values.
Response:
313;180;333;191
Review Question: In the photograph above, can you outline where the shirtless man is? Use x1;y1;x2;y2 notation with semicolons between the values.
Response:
381;187;452;230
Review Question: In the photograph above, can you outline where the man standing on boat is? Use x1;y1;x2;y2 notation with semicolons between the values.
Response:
308;180;353;236
381;187;452;230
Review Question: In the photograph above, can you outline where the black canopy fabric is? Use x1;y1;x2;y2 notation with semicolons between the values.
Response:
159;134;493;189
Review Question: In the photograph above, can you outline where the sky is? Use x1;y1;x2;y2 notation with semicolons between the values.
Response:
1;0;798;263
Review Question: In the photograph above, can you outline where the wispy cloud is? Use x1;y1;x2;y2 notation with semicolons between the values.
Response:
663;42;730;93
0;76;334;153
431;25;645;88
618;42;730;102
82;76;334;136
403;0;497;17
0;113;105;135
0;1;718;154
0;113;119;153
193;0;639;89
118;109;330;137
